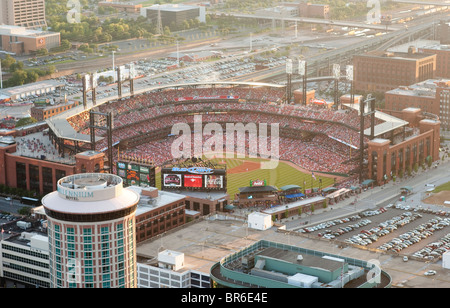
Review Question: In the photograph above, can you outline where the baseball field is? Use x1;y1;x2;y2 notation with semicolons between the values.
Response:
155;156;337;199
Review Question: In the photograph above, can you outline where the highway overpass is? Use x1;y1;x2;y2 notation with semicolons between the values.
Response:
392;0;450;6
223;13;403;31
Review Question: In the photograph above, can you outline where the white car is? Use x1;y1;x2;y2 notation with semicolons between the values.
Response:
424;270;436;276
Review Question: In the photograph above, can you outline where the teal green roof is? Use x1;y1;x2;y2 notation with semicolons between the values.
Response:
280;184;302;191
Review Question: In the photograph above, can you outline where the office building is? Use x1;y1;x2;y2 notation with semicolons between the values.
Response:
140;4;201;28
42;173;140;288
299;3;330;19
0;231;50;288
0;0;46;29
137;250;210;288
353;49;436;93
0;25;60;55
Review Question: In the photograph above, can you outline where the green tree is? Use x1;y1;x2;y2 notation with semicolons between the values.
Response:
61;39;71;51
9;70;28;86
1;55;16;69
25;71;39;84
15;117;38;128
9;61;24;73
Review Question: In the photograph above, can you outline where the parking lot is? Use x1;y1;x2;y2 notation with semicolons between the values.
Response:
296;204;450;263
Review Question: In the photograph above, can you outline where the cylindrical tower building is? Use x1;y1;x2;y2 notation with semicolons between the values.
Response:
42;173;140;288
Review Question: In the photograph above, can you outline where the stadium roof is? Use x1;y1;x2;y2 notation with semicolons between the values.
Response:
239;185;278;193
343;103;409;137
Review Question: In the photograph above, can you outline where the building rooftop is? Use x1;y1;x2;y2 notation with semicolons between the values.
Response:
0;80;64;98
387;39;450;53
0;25;58;38
361;50;436;60
262;196;325;215
386;79;450;97
127;186;186;217
257;246;344;272
42;173;140;214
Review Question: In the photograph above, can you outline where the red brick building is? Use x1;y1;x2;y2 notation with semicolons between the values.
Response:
0;137;104;196
353;49;436;93
132;186;186;243
385;79;450;130
419;45;450;79
367;108;440;185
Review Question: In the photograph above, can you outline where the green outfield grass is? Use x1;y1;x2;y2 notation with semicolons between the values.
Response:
433;181;450;193
156;157;336;199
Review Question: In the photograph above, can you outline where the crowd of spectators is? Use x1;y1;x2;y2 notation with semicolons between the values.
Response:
66;86;376;174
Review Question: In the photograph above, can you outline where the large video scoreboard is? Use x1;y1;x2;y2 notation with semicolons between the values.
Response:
161;166;227;192
116;160;156;187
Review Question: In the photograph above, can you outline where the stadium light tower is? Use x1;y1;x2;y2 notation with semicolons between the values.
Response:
359;94;376;184
346;65;354;107
286;58;293;104
299;59;307;105
333;64;340;108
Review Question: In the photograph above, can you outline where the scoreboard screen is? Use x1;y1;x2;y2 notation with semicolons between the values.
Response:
116;161;156;187
161;166;226;192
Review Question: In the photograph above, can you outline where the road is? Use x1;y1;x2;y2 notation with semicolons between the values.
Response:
0;198;27;215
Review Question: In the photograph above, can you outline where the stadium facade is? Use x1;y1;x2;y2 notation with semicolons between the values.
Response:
0;81;442;202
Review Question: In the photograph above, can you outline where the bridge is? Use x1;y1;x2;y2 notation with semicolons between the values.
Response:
392;0;450;6
223;13;403;31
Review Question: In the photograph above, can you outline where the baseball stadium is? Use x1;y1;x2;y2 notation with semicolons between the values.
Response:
47;78;381;199
0;76;441;213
